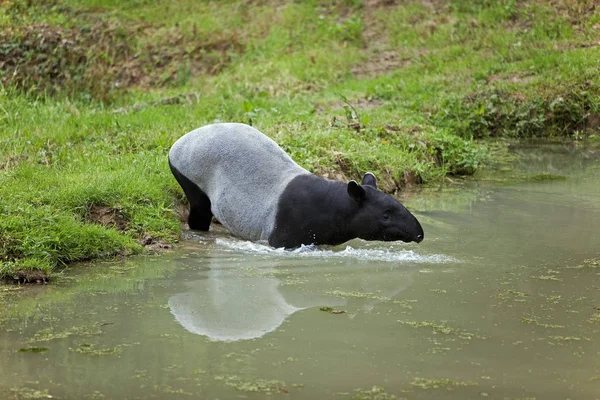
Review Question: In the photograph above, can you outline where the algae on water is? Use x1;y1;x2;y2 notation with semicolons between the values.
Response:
214;375;292;394
18;347;50;353
410;377;478;390
352;385;400;400
8;387;53;399
397;320;485;341
27;325;103;343
319;306;346;314
326;290;389;301
568;258;600;269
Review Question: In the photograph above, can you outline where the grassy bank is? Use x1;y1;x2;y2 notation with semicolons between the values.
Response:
1;0;599;281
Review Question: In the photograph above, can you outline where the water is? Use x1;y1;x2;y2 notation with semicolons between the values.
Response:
1;143;600;399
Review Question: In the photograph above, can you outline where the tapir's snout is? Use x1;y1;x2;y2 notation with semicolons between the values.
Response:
409;216;425;243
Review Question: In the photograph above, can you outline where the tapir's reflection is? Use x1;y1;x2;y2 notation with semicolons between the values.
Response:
168;258;346;342
168;242;418;342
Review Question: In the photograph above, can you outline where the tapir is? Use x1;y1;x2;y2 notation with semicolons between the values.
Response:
168;123;424;248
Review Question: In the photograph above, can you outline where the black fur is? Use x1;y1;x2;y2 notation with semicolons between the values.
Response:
268;174;424;248
169;158;213;231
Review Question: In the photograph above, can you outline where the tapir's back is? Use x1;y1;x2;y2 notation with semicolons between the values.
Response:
168;123;309;241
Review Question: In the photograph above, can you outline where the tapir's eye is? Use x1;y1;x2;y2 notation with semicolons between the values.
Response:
383;211;391;221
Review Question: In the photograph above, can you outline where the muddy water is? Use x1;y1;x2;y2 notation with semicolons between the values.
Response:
1;143;600;399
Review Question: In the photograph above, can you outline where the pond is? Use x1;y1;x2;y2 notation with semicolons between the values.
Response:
1;143;599;399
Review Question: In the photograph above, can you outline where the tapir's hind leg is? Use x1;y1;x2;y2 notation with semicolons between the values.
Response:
169;160;213;231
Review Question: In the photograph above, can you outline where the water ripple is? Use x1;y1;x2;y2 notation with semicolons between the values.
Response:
215;238;457;263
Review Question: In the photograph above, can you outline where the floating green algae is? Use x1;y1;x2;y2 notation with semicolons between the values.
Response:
540;294;563;305
547;335;590;342
326;290;389;301
319;307;346;314
27;324;102;343
84;391;106;399
392;299;418;309
18;347;49;353
521;315;565;329
499;397;537;400
214;375;292;394
410;377;478;390
8;387;53;399
398;320;485;340
528;173;568;181
352;385;400;400
471;172;568;186
588;310;600;324
496;289;528;303
534;274;562;282
71;341;140;356
71;344;121;356
568;258;600;269
162;386;194;396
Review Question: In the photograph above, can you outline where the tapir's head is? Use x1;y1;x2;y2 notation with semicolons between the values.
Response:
346;173;424;243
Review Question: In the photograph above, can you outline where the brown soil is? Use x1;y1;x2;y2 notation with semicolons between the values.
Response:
0;6;243;100
111;93;201;114
172;200;190;225
0;155;26;170
329;97;385;111
318;170;351;184
316;161;420;194
88;205;174;253
139;235;173;253
586;113;600;133
351;50;417;78
9;269;50;284
88;205;129;231
352;0;434;79
548;0;597;27
487;73;535;84
365;0;398;7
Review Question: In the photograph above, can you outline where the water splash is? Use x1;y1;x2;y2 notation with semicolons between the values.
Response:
214;238;457;263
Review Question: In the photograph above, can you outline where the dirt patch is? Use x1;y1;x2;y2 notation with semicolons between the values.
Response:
509;1;596;33
487;73;535;84
332;151;357;177
364;0;446;10
328;96;385;111
172;200;190;225
0;20;135;101
111;93;201;114
352;0;431;82
318;170;351;184
548;0;597;27
586;112;600;133
351;50;415;78
354;0;446;79
0;3;243;101
365;0;398;7
316;162;419;194
139;235;173;254
360;0;396;52
9;269;50;284
0;154;26;170
124;28;242;89
402;170;423;187
371;170;423;193
88;205;129;231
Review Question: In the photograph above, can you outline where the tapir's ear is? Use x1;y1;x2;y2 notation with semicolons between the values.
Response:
348;180;366;203
362;172;377;188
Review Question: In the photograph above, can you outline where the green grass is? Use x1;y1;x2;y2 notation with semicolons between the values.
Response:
1;0;599;280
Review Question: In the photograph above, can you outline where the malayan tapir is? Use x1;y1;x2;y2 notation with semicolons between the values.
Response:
168;123;424;248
